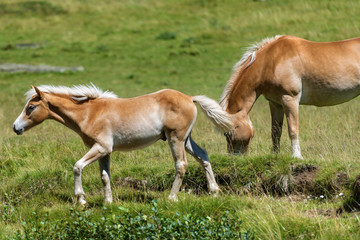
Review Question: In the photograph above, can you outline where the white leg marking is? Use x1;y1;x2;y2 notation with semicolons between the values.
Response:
168;138;188;201
202;161;220;195
99;155;113;204
73;143;110;205
291;138;303;159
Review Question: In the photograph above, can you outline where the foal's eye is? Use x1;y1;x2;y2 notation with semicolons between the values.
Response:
26;105;36;115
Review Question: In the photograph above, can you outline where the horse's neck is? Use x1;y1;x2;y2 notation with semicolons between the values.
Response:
227;88;258;116
225;65;260;116
47;95;87;133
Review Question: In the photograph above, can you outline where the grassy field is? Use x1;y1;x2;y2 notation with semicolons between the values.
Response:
2;0;360;238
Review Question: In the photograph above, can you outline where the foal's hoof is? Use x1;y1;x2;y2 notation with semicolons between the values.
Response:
211;191;219;197
210;188;221;197
77;196;87;206
168;195;179;202
293;154;304;160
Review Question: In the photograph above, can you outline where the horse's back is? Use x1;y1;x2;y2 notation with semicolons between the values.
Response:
98;89;196;150
257;36;360;106
298;37;360;105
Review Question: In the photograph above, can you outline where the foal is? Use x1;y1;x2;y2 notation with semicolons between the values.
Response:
13;84;232;205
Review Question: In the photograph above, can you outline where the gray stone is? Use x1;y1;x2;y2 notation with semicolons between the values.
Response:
0;63;84;73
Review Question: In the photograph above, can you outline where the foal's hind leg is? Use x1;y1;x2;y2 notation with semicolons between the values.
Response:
269;101;284;154
167;133;188;201
99;155;112;204
73;143;110;205
185;136;220;195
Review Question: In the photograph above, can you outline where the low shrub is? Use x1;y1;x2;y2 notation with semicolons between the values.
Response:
10;200;254;240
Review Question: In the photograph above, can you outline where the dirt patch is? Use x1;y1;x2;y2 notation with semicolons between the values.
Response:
352;175;360;202
334;171;350;188
286;194;305;202
112;164;319;195
340;175;360;212
306;208;337;218
290;164;318;193
112;164;351;201
116;177;148;191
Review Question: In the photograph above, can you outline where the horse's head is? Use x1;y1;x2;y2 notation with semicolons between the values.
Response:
13;86;50;135
224;116;254;155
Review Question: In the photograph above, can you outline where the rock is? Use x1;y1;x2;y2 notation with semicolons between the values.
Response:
0;63;84;73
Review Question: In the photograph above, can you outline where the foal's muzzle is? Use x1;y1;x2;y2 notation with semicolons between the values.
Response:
13;124;24;135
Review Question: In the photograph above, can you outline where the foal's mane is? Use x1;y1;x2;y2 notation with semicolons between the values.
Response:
219;35;283;109
26;83;118;101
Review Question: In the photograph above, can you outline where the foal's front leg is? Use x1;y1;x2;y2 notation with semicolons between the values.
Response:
73;143;110;205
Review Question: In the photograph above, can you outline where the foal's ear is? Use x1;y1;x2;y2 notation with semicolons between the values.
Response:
31;85;45;100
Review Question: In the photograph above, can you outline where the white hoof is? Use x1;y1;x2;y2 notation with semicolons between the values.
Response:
77;195;87;206
168;195;178;202
209;185;220;197
293;154;304;160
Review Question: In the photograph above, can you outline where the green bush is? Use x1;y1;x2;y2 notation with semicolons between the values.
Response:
10;200;254;240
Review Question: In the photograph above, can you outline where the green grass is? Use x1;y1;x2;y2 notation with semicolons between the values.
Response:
2;0;360;239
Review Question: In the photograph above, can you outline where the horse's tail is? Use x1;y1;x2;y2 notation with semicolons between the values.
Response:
192;95;233;132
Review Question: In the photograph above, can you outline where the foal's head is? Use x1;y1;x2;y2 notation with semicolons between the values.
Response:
13;86;50;135
224;117;254;155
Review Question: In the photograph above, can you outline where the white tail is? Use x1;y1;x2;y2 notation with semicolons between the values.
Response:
193;95;233;132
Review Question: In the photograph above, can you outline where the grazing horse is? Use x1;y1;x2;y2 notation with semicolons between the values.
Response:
13;84;232;205
220;35;360;159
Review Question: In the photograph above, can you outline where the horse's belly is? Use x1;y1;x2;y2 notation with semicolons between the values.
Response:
300;78;360;106
112;129;163;151
111;108;165;151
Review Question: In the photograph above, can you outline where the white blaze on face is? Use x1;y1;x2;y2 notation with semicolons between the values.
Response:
13;100;30;135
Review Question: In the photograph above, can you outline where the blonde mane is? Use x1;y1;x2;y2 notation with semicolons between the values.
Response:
220;35;283;109
25;83;118;101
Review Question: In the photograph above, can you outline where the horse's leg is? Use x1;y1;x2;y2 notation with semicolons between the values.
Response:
99;154;112;204
167;133;188;201
185;136;220;195
282;95;303;159
269;101;284;154
73;143;110;205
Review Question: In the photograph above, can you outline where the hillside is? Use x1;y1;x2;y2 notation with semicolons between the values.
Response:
1;0;360;239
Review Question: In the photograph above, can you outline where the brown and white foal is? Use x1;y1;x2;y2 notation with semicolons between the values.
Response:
13;84;232;205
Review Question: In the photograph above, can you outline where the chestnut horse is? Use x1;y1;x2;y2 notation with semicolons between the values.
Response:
13;84;232;205
220;35;360;159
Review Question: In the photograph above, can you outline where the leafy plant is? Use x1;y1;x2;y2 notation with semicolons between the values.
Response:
10;200;254;240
